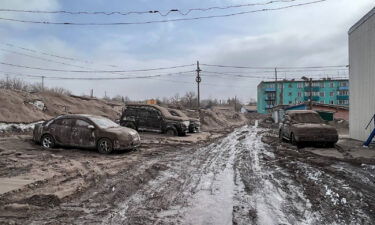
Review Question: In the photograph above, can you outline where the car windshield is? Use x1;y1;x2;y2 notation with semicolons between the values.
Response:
291;113;323;124
89;117;119;129
169;110;181;117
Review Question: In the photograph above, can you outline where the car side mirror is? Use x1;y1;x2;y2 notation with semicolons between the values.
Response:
88;125;95;130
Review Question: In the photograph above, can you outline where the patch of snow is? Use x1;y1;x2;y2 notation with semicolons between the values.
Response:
28;100;45;111
0;121;43;132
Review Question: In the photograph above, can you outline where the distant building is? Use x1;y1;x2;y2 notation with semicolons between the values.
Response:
257;79;349;114
241;105;257;114
349;7;375;141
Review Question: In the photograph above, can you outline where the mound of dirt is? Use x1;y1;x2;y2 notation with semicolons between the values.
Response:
200;106;247;131
0;89;123;123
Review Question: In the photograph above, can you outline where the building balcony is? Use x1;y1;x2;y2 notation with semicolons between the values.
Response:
265;88;276;92
304;96;320;101
304;86;320;92
338;86;349;91
265;105;274;109
337;95;349;100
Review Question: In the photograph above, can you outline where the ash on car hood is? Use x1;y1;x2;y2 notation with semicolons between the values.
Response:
106;126;137;135
293;123;337;131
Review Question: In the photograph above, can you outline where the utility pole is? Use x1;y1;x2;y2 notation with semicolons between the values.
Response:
274;67;278;106
90;89;93;98
309;78;313;110
41;76;45;91
6;74;9;89
196;61;201;111
235;96;237;111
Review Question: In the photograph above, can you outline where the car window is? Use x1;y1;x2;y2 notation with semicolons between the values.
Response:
53;118;74;127
169;110;179;117
149;110;159;118
75;119;90;127
125;108;137;116
89;117;119;129
139;110;149;118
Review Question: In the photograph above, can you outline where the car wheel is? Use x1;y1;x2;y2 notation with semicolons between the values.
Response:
291;133;302;148
166;128;177;136
41;134;55;149
97;138;113;154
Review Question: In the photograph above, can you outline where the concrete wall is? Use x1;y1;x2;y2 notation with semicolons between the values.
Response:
349;9;375;141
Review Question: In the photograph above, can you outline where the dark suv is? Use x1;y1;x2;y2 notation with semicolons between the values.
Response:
120;104;190;136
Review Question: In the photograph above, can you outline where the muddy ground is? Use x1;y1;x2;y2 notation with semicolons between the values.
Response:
1;122;375;224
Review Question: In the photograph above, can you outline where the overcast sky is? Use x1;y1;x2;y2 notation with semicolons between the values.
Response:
0;0;373;103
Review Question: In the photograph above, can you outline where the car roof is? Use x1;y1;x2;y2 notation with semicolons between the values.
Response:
55;114;107;120
125;104;186;121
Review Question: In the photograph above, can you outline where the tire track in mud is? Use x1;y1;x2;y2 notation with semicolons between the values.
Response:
103;125;322;225
7;126;375;225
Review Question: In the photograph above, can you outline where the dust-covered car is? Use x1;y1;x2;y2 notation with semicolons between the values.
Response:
168;108;200;133
279;110;338;147
33;114;141;154
120;104;189;136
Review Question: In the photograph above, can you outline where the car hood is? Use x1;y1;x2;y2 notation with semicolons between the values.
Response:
293;123;338;134
105;126;139;137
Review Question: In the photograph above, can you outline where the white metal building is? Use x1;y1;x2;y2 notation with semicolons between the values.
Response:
348;7;375;141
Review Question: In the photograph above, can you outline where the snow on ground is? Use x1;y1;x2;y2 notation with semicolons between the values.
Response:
0;121;43;133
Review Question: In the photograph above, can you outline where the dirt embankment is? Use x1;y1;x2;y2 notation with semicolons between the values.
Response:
0;89;123;123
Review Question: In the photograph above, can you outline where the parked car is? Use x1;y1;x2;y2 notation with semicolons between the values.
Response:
168;108;201;133
33;114;141;154
279;110;338;147
120;104;189;136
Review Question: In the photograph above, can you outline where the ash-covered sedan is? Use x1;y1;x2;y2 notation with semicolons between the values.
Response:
279;110;338;147
33;114;141;154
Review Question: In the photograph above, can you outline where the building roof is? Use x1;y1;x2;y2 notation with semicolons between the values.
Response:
242;105;257;111
259;78;349;84
349;7;375;34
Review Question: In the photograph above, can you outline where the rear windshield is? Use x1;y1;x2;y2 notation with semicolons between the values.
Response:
291;113;323;124
89;117;119;129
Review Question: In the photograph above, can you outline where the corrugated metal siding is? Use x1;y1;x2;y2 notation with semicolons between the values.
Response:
349;12;375;141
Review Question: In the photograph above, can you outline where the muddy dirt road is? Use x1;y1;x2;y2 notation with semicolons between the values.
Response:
1;125;375;225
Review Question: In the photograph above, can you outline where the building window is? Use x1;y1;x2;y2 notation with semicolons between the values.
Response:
320;82;324;88
298;92;302;97
297;83;303;88
330;92;334;97
288;84;292;88
330;82;334;88
340;82;348;87
288;92;292;96
330;100;334;105
319;92;325;97
289;101;292;104
320;100;325;104
312;92;319;96
339;90;349;96
278;83;283;89
269;84;275;88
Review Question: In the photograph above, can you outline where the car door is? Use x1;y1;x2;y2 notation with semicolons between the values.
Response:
283;115;292;139
147;109;162;131
71;119;96;148
49;118;74;145
137;109;150;130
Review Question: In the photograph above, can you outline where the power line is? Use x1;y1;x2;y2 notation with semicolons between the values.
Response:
0;0;299;17
0;61;195;73
0;70;195;80
201;63;347;70
0;0;328;26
